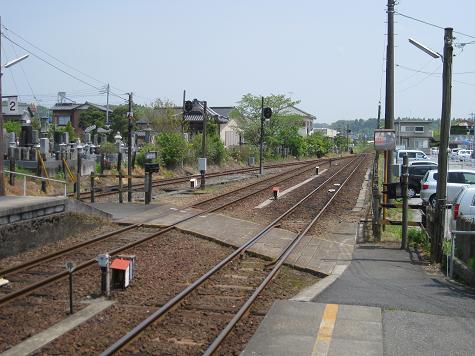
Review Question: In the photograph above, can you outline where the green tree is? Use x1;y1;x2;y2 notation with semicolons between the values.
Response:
79;107;106;130
147;98;184;133
4;120;21;136
230;93;305;158
305;131;332;157
156;132;188;168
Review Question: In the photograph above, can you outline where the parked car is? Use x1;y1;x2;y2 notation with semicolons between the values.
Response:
430;147;439;155
420;169;475;207
449;148;461;159
451;186;475;224
408;161;438;167
457;149;473;161
405;163;438;198
395;149;429;164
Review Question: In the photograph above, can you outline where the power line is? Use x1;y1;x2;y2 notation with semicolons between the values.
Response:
2;24;106;86
396;63;442;93
9;37;38;101
2;33;103;91
396;11;475;39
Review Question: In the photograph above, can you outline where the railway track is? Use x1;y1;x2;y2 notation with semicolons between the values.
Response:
100;154;367;355
0;157;340;307
75;158;325;200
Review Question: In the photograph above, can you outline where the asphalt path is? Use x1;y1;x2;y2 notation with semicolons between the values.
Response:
313;244;475;355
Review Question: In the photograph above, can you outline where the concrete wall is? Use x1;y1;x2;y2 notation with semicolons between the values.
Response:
0;212;104;258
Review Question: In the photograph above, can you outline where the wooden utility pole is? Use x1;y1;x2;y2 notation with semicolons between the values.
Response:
127;93;133;202
432;28;453;263
0;16;4;196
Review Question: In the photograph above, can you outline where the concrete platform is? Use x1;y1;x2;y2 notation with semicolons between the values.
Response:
0;196;68;225
242;301;383;356
90;202;357;276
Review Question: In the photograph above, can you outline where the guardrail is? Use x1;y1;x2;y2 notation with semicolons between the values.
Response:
3;170;67;197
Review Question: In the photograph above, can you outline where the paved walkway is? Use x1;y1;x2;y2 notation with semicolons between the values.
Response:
243;243;475;355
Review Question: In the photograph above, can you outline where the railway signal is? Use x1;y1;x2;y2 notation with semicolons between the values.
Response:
184;100;193;113
263;107;272;120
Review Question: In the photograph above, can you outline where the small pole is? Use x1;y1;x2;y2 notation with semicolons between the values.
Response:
40;153;47;193
118;152;123;203
450;232;455;278
100;153;105;174
23;175;26;196
259;96;264;176
145;171;152;204
76;149;81;200
9;148;15;186
401;154;409;249
90;172;95;203
69;271;73;314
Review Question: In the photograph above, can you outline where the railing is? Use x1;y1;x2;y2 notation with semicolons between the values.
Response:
3;170;67;197
448;230;475;278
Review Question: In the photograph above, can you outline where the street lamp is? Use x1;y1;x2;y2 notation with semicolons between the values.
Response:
409;29;453;262
0;36;30;195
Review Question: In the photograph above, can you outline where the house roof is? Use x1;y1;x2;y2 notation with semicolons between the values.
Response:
183;99;229;124
110;258;130;270
51;101;112;113
281;105;317;121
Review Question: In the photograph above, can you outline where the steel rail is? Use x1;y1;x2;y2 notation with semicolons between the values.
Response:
0;224;141;276
99;155;361;355
0;158;331;306
77;158;326;199
203;155;367;355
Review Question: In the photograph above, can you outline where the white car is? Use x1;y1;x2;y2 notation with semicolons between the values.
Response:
420;169;475;207
395;150;429;164
450;148;462;159
451;185;475;224
457;149;473;161
430;148;439;155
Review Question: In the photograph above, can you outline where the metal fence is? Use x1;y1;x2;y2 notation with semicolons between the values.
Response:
3;170;67;197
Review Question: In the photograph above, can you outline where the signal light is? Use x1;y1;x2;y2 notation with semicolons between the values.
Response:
263;107;272;119
184;100;193;113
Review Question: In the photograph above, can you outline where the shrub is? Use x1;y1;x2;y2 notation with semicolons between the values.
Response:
156;132;188;168
190;133;227;165
4;120;21;136
136;143;159;167
99;142;118;155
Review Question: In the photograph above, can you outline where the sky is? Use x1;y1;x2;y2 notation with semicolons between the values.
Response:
1;0;474;123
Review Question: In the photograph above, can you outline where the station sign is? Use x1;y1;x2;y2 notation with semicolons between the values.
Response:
374;129;396;151
4;96;18;114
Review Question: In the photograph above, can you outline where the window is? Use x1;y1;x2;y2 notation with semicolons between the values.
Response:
57;115;70;126
403;126;424;132
462;173;475;184
448;172;465;183
414;139;428;149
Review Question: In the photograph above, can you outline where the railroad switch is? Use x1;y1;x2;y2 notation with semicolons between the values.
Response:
273;187;280;200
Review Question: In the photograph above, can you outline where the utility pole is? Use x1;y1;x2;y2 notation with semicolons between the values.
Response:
202;101;207;158
105;84;110;126
382;0;396;228
432;28;453;263
127;93;133;203
470;112;475;153
0;16;4;196
259;97;264;175
182;90;186;134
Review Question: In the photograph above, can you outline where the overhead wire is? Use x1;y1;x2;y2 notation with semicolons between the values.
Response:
9;37;38;101
1;42;20;95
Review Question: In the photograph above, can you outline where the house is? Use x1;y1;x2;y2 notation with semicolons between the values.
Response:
394;118;434;154
280;106;316;136
51;101;112;132
313;127;338;138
